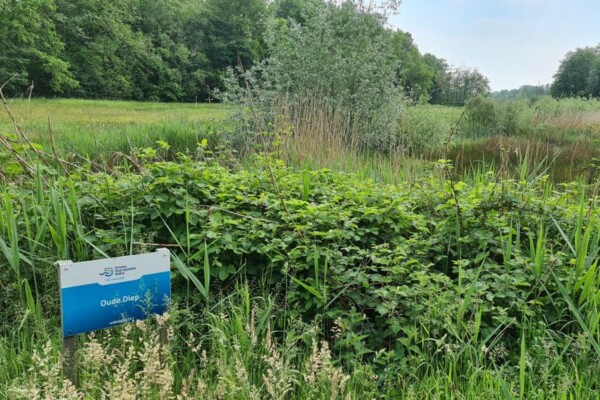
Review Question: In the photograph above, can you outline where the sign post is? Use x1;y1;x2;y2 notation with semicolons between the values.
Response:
57;248;171;382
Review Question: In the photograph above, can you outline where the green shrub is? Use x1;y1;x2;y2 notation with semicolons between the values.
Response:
461;96;536;138
3;156;588;360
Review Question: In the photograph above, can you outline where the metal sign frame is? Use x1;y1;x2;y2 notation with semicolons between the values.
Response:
57;248;171;383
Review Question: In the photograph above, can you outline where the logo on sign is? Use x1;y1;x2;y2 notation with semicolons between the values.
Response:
99;265;136;279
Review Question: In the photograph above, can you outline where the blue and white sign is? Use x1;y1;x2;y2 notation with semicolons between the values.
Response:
58;249;171;337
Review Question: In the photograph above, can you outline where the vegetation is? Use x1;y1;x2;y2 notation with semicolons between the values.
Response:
551;46;600;99
0;99;227;157
1;94;600;399
3;95;600;182
2;146;600;398
2;1;600;399
0;0;268;101
491;85;549;101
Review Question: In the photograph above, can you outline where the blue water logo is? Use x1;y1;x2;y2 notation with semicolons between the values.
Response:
99;267;114;277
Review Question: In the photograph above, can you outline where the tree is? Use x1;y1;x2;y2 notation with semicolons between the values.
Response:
446;67;490;106
271;0;322;25
1;0;493;105
491;85;548;101
390;31;435;102
186;0;269;100
55;0;153;99
132;0;202;101
551;46;600;98
0;0;77;95
423;53;450;105
224;0;403;150
589;56;600;98
2;0;275;101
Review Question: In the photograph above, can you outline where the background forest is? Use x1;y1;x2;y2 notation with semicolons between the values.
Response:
2;0;592;104
1;0;490;104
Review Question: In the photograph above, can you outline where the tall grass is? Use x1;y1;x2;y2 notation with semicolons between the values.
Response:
0;99;227;158
3;97;600;184
261;95;600;184
273;98;437;184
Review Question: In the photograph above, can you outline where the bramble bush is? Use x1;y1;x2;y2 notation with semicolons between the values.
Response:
5;153;597;365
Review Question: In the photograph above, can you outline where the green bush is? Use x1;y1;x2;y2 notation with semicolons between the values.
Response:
3;156;590;360
461;96;534;138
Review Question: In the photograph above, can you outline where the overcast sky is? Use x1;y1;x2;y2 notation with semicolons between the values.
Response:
389;0;600;91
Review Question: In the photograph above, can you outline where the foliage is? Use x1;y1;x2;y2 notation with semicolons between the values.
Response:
462;95;526;137
222;0;405;152
390;31;435;102
1;150;600;397
56;0;152;99
2;154;598;356
491;84;550;101
1;89;600;398
0;0;78;94
417;53;492;106
423;53;452;104
0;0;267;101
446;67;491;106
0;0;490;107
551;45;600;99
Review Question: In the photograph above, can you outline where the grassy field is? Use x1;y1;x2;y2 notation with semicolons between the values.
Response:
0;99;227;157
1;98;600;398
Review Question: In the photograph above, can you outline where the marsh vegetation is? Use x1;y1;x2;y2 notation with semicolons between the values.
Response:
1;0;600;399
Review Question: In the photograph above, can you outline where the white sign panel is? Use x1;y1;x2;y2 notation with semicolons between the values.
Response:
58;248;171;337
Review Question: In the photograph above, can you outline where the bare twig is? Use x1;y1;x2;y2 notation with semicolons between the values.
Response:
48;117;69;174
236;58;303;237
0;82;41;161
0;74;18;92
0;78;36;178
0;81;84;179
441;106;468;160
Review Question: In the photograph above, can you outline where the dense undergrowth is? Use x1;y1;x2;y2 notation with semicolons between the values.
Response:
1;92;600;399
1;151;599;398
2;0;600;395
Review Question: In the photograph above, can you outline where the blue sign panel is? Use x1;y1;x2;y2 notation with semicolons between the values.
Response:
58;249;171;337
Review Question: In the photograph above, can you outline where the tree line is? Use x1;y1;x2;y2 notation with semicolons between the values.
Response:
491;85;549;101
0;0;490;104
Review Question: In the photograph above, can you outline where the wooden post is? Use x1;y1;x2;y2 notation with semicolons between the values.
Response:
63;336;78;385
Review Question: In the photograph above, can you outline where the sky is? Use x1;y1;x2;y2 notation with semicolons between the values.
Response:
389;0;600;91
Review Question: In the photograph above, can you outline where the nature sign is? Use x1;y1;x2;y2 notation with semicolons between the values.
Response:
57;249;171;337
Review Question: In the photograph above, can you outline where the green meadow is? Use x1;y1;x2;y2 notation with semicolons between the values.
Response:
0;99;228;157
